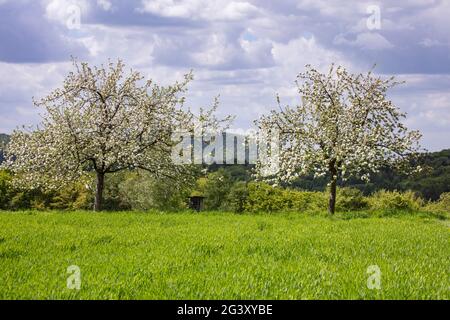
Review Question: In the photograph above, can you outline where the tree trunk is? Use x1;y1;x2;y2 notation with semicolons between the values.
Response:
328;176;337;215
328;162;337;215
94;171;105;212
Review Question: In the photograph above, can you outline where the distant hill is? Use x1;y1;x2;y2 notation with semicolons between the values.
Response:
0;133;9;164
398;149;450;200
0;133;9;143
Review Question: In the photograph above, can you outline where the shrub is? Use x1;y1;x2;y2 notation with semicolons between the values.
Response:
1;170;93;211
423;192;450;215
116;171;155;210
437;192;450;212
286;189;327;212
244;182;287;212
369;190;424;212
103;172;132;211
336;187;369;212
50;181;93;210
242;183;327;213
9;189;55;210
118;171;189;211
148;180;190;212
0;170;12;209
224;181;249;213
202;169;234;210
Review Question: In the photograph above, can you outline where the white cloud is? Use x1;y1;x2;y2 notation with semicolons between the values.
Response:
273;36;349;73
221;1;259;20
419;38;444;48
74;24;156;66
97;0;112;11
139;0;259;21
191;33;231;66
295;0;367;18
0;61;72;131
389;74;450;150
334;32;394;50
44;0;90;25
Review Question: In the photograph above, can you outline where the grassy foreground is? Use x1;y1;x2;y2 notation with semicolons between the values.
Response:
0;211;448;299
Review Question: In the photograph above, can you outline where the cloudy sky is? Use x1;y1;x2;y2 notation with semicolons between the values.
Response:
0;0;449;150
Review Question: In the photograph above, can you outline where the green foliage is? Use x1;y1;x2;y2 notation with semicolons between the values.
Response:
1;167;442;217
369;190;424;213
0;169;190;212
437;192;450;211
109;171;190;211
2;129;450;210
242;182;327;213
423;192;450;217
0;211;448;299
284;189;327;212
137;178;189;212
0;170;12;209
9;189;55;211
399;150;450;200
225;183;431;215
0;167;94;211
207;164;252;182
50;181;93;210
102;173;133;211
336;187;369;212
224;181;248;213
244;182;286;212
192;167;252;211
202;169;234;210
116;171;155;210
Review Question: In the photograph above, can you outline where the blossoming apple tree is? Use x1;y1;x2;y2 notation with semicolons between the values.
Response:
4;60;228;211
256;64;422;214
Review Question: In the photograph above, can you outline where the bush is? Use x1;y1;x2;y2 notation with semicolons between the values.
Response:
147;180;190;212
242;182;326;213
1;169;192;212
336;187;369;212
0;170;12;209
369;190;424;212
244;182;286;212
240;185;432;215
9;189;55;210
50;181;93;210
285;189;327;212
224;181;248;213
202;169;234;210
117;170;190;211
423;192;450;215
0;169;93;211
436;192;450;212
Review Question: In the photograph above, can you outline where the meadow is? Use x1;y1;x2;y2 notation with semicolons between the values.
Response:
0;211;448;300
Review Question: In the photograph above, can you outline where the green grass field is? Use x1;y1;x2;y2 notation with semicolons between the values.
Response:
0;211;448;299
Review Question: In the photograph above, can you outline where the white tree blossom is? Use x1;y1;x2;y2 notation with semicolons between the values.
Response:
255;64;422;214
3;59;230;211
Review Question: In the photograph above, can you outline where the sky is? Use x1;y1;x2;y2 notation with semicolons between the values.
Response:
0;0;449;151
